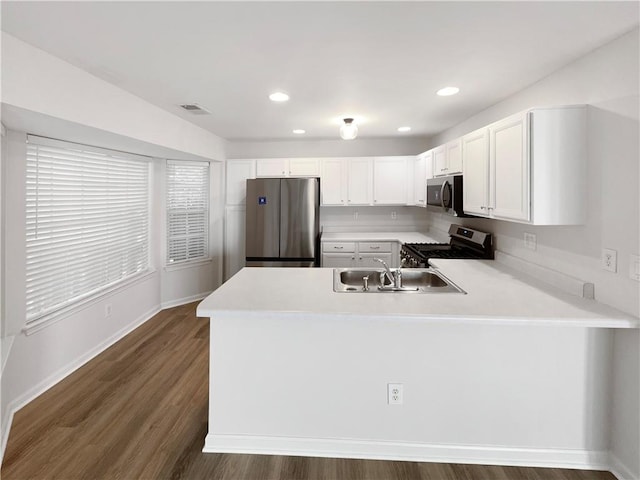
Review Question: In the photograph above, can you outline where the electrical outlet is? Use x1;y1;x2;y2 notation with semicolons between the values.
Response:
387;383;403;405
630;255;640;281
391;211;397;220
524;232;536;250
602;248;617;273
104;303;112;318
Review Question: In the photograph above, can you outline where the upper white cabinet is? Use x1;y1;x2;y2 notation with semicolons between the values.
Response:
348;158;374;205
490;112;530;222
462;105;586;225
321;157;373;206
462;128;489;216
226;159;256;205
256;158;320;177
413;152;429;207
373;157;410;205
433;139;462;176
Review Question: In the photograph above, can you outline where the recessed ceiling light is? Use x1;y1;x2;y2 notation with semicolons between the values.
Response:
437;86;460;97
397;126;411;132
269;92;289;102
293;129;306;134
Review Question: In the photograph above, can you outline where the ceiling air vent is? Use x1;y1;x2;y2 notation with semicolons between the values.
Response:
179;103;211;115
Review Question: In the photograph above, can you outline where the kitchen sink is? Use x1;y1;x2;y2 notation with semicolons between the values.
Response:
333;268;465;294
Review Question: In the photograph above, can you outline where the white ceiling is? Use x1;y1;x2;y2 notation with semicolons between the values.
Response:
2;1;638;142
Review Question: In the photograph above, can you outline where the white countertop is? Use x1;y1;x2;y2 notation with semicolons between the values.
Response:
321;231;440;244
197;261;639;328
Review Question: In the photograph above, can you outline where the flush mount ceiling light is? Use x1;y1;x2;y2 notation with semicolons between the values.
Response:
340;118;358;140
269;91;289;102
437;86;460;97
397;126;411;133
292;129;306;134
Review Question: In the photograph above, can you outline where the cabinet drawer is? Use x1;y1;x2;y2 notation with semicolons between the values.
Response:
322;242;356;253
358;242;391;253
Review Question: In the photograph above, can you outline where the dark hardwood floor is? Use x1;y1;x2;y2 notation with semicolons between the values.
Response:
1;302;616;479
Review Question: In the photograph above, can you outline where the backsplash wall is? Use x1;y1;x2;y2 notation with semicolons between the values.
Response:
320;206;428;233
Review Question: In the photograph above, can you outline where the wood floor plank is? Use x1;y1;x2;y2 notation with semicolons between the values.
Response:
1;302;617;480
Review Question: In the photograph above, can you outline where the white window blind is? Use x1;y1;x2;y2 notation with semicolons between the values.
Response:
166;160;209;264
26;136;150;323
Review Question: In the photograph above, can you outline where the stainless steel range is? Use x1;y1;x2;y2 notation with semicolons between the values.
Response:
401;224;493;267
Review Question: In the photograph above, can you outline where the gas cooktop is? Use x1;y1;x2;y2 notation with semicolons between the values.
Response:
401;225;493;267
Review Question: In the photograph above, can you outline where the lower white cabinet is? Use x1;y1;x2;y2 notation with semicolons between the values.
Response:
321;241;398;268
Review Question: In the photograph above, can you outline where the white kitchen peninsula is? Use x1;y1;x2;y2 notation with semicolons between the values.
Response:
196;264;638;471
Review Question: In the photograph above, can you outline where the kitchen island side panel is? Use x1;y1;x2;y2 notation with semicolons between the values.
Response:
206;312;612;460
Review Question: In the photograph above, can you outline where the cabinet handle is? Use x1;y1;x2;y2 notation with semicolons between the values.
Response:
369;246;380;250
480;206;486;210
333;246;344;250
352;256;355;260
359;257;363;260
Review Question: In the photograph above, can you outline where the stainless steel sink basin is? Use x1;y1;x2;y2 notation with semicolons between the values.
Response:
333;268;465;294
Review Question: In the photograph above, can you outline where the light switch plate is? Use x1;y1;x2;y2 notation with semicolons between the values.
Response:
602;248;617;273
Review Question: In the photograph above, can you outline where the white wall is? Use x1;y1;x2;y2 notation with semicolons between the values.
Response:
427;28;640;479
227;136;430;159
0;33;228;462
1;33;227;162
321;206;428;233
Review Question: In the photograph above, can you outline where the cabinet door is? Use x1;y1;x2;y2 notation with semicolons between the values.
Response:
425;149;434;180
413;155;427;206
432;145;447;176
462;128;489;216
322;253;357;268
347;158;373;205
358;253;393;268
490;112;530;222
320;159;346;205
373;157;409;205
226;160;256;205
446;139;463;174
289;158;320;177
256;158;288;177
224;206;246;281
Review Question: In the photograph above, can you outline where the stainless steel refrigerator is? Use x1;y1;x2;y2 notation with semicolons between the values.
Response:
245;177;320;267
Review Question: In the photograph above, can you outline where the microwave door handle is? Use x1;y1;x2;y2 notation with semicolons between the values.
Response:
440;182;448;208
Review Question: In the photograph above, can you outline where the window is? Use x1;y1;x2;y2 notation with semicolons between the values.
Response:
25;135;150;324
166;160;210;264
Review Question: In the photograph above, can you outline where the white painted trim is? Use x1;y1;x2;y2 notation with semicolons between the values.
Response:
204;434;611;472
609;452;640;480
0;304;161;464
160;291;213;310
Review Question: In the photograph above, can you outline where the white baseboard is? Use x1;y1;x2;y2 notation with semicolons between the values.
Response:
204;434;611;472
609;452;640;480
160;291;212;310
0;305;161;465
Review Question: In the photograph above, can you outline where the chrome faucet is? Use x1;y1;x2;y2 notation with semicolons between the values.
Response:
373;258;397;286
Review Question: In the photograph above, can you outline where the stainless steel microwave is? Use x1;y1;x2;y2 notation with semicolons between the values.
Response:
426;175;466;216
